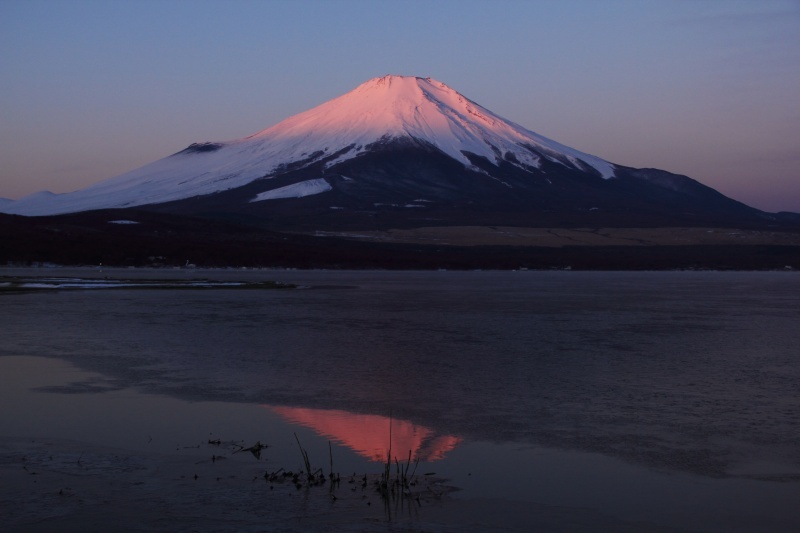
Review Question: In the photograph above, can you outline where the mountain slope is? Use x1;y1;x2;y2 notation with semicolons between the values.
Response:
0;75;781;230
3;75;616;216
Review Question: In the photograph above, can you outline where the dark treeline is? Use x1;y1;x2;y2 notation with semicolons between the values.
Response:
2;211;799;271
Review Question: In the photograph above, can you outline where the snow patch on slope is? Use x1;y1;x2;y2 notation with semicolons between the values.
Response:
251;178;332;202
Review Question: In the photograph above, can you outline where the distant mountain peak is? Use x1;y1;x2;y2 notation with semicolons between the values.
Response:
243;74;615;177
1;75;768;227
0;75;619;216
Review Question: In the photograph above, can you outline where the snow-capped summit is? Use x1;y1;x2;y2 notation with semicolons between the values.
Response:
1;75;615;216
243;75;615;179
0;75;767;227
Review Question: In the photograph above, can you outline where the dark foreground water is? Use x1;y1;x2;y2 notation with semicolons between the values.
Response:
1;269;799;531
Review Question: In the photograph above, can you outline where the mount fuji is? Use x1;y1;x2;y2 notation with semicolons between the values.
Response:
0;75;786;230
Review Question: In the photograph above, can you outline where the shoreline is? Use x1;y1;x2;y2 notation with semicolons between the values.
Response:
2;264;799;278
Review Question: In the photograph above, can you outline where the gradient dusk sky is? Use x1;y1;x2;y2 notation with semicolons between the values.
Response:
2;0;798;213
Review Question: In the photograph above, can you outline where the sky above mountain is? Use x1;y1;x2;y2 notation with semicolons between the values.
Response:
1;0;798;213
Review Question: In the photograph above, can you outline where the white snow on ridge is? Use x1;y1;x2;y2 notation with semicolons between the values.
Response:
0;75;616;216
251;178;332;202
245;75;615;179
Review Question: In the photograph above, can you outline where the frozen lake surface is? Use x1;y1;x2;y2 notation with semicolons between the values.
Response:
2;269;799;531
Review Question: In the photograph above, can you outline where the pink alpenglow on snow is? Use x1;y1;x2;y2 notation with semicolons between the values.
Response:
0;75;615;217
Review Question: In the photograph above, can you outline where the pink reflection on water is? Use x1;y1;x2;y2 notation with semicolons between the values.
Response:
267;406;461;462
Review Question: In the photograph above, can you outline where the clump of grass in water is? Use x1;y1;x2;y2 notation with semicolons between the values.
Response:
205;430;445;521
377;413;420;502
292;433;338;489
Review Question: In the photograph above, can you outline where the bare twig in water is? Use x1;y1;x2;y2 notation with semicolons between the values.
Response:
234;441;267;460
328;441;338;484
379;412;393;498
294;433;313;481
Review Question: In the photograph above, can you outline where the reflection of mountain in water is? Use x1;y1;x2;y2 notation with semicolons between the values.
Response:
268;406;461;462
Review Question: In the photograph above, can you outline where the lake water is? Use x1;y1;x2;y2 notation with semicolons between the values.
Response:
2;269;799;531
